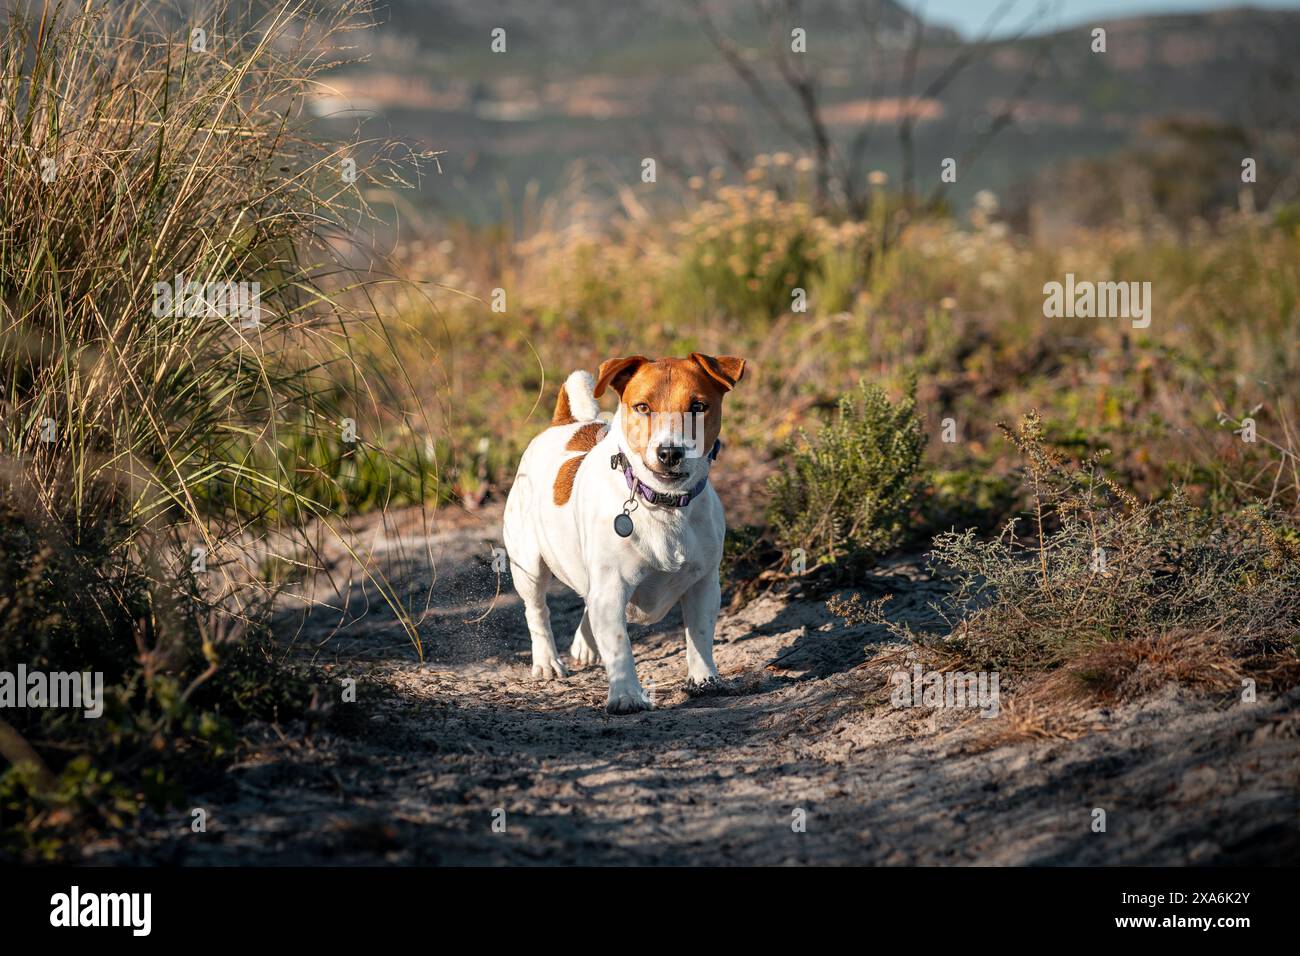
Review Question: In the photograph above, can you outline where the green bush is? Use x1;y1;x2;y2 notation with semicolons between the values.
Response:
767;379;927;567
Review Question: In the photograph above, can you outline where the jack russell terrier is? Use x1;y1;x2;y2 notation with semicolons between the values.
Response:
502;353;746;713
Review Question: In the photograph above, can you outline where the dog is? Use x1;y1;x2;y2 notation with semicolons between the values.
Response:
502;353;746;713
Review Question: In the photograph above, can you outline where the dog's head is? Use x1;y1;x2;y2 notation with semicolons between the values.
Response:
594;352;746;494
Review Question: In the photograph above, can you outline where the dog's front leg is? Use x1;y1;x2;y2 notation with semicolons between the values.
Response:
680;568;722;688
587;578;649;714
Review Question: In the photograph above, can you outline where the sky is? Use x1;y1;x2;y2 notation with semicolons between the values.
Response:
899;0;1300;38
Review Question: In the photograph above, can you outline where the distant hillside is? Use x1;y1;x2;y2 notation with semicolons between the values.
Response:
313;2;1300;223
372;0;948;55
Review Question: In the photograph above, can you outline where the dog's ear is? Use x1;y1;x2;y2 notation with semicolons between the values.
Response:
689;353;746;392
594;355;650;398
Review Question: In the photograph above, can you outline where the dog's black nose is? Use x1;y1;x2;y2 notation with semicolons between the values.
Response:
656;445;685;468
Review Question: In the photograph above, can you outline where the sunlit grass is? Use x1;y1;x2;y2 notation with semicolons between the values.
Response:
386;157;1300;517
0;0;437;856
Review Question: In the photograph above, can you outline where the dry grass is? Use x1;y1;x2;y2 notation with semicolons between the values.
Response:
378;160;1300;526
976;630;1254;748
832;413;1300;745
0;0;433;858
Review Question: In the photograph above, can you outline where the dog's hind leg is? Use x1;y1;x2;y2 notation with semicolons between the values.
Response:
511;559;569;680
569;609;600;667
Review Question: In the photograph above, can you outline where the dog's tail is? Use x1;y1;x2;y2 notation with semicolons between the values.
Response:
552;369;601;425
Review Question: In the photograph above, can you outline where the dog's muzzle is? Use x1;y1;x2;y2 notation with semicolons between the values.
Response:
610;439;720;507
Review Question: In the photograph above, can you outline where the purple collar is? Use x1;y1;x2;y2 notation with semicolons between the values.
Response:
609;440;720;507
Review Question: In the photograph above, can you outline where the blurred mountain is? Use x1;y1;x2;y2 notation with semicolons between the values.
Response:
372;0;949;54
312;2;1300;224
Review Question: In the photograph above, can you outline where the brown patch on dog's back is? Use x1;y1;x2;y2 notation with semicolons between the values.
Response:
552;387;575;426
565;422;605;452
553;454;585;505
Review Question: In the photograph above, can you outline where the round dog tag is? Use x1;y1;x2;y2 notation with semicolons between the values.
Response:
613;513;634;537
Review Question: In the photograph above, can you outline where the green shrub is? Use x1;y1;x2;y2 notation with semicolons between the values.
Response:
767;379;927;567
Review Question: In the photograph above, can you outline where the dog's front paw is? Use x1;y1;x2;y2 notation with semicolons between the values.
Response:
531;653;570;681
569;634;600;667
605;683;651;715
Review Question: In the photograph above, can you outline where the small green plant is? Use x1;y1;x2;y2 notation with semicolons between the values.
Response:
767;378;927;567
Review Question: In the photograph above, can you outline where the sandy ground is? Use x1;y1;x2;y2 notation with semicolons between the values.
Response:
90;503;1300;865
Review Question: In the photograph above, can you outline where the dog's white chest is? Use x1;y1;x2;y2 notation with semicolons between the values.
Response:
626;509;707;575
636;531;690;574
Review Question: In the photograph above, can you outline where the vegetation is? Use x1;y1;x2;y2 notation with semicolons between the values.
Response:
0;0;425;859
933;413;1300;674
767;379;926;567
384;156;1300;529
830;412;1300;738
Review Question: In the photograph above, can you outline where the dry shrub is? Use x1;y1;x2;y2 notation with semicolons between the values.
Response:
926;413;1300;674
974;630;1262;749
834;413;1300;740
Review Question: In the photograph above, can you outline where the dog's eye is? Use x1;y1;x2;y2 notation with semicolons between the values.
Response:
689;400;708;413
632;402;650;415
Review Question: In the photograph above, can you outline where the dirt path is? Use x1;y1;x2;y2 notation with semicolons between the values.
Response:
94;504;1300;865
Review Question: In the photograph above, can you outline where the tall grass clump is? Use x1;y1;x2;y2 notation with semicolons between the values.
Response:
767;379;926;568
0;0;428;859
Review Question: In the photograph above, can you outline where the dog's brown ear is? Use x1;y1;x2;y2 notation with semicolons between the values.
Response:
689;353;746;392
594;355;650;398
